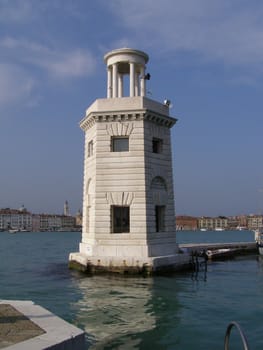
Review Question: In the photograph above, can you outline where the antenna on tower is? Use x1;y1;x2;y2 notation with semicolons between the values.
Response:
163;99;173;108
143;73;151;80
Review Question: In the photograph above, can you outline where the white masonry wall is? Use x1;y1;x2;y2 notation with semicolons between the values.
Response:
144;119;177;256
80;112;150;258
79;97;178;260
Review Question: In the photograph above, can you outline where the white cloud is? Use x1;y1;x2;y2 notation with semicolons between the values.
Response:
108;0;263;68
0;37;96;79
37;49;96;79
0;35;96;109
0;64;35;106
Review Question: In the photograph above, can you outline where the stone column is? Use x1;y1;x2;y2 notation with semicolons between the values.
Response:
129;62;135;97
140;66;146;97
118;74;123;97
112;63;118;98
135;72;139;96
107;66;112;98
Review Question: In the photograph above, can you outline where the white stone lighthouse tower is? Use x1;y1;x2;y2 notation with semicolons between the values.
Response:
69;48;187;274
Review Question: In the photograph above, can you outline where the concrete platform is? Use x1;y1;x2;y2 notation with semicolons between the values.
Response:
69;242;257;275
69;252;192;275
0;300;85;350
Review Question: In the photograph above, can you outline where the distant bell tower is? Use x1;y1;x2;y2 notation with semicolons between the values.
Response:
64;200;69;216
69;48;188;274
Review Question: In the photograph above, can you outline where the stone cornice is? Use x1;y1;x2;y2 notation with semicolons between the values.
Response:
80;110;177;131
145;111;177;128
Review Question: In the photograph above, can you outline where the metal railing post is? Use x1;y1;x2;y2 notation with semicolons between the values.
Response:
224;321;249;350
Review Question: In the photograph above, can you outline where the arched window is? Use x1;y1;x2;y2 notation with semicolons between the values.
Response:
85;179;93;233
150;177;167;232
150;176;167;191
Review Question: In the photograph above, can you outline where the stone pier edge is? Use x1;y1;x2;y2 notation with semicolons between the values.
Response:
0;300;85;350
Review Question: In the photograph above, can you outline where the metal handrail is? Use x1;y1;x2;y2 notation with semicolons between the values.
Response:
224;321;249;350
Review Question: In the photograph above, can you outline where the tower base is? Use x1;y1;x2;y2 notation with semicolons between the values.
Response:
68;252;191;276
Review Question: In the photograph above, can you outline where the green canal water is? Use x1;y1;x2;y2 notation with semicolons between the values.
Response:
0;230;262;349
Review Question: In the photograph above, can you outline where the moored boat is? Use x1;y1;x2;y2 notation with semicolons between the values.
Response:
254;228;263;255
9;229;19;233
236;226;247;231
205;248;235;260
258;245;263;255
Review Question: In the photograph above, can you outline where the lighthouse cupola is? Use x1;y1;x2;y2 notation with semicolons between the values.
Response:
104;48;149;98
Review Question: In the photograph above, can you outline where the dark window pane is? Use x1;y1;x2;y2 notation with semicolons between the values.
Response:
112;206;130;233
152;138;163;153
155;205;165;232
112;137;129;152
88;140;93;157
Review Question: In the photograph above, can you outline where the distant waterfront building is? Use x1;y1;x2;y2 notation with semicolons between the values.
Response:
0;204;80;232
176;215;246;231
39;214;62;231
238;215;248;228
176;216;198;230
32;214;41;232
69;47;186;274
0;207;32;231
247;215;263;230
36;214;77;231
198;216;228;230
61;215;76;230
227;215;248;230
227;216;239;230
75;210;82;227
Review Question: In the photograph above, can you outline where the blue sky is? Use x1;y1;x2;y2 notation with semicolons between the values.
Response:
0;0;263;217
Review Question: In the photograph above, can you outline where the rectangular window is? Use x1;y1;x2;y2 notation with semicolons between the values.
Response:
155;205;165;232
112;137;129;152
152;138;163;153
112;206;130;233
88;140;93;157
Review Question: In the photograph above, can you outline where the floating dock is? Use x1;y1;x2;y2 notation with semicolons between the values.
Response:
179;242;257;259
